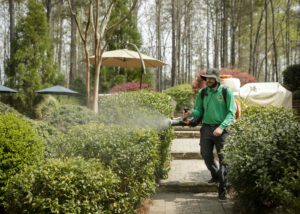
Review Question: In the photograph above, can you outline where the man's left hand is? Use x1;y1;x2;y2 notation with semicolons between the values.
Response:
213;127;223;137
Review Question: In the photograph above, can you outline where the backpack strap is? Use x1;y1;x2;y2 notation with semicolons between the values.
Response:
222;86;227;103
200;87;208;99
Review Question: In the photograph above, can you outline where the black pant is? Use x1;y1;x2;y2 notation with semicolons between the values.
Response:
200;124;228;194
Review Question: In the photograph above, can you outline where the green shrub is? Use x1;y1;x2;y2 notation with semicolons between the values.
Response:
0;113;44;195
0;102;19;114
3;158;120;214
61;124;160;212
30;120;65;159
283;64;300;92
293;89;300;100
163;84;195;112
98;90;174;178
42;105;101;132
223;106;300;212
34;95;59;119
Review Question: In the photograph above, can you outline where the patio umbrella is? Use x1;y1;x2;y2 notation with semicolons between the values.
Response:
0;85;18;93
35;85;79;96
90;49;166;68
89;48;166;88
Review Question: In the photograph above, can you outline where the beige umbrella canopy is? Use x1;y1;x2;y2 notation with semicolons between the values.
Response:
89;49;166;68
89;48;166;89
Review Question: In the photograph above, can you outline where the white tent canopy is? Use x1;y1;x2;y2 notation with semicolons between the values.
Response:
238;82;292;109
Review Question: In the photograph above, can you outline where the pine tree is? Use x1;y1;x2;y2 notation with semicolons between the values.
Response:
6;0;63;116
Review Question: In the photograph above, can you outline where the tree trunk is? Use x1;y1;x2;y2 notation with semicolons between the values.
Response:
70;0;77;86
176;0;181;84
213;1;220;68
9;0;15;59
45;0;51;23
249;0;253;74
270;0;278;81
155;0;162;91
206;1;210;68
58;16;63;71
264;0;268;81
221;0;228;68
252;7;265;78
171;0;176;86
285;0;290;67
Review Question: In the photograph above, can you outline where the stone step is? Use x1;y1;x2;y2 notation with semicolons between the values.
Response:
148;192;233;214
175;131;200;138
159;160;217;193
171;138;201;159
174;126;201;131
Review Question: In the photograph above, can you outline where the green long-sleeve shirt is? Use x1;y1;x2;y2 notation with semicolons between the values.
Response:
191;85;236;130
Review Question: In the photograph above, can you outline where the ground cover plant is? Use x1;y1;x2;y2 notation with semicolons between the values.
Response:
223;106;300;213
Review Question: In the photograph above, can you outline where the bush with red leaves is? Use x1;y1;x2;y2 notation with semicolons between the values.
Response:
192;71;207;93
110;82;151;93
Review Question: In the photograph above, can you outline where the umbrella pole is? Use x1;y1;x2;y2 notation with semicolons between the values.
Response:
126;42;145;89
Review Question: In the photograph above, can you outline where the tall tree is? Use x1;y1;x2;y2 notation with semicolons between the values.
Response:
221;0;228;68
69;0;138;112
69;0;77;85
264;0;268;81
6;0;63;116
9;0;16;59
155;0;162;91
171;0;176;86
270;0;278;81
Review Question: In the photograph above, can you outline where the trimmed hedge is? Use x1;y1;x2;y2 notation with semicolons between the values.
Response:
223;106;300;212
61;124;160;213
163;84;195;112
34;95;59;119
0;102;19;114
0;113;44;195
30;120;65;159
3;158;120;213
42;105;101;132
98;90;174;178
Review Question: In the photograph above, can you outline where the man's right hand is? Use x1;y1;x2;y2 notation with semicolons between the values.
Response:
182;110;190;121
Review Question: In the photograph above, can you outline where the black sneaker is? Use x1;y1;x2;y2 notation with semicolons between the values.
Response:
218;192;228;202
207;177;219;184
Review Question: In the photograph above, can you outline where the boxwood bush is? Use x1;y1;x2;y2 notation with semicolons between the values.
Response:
98;90;174;178
34;95;59;119
3;157;120;214
42;105;101;132
61;124;160;213
30;120;65;159
223;106;300;212
0;102;19;114
0;113;44;196
163;84;195;112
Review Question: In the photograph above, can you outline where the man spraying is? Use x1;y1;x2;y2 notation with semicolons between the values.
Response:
183;68;236;201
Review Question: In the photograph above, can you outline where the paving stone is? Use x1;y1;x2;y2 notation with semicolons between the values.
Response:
149;193;228;214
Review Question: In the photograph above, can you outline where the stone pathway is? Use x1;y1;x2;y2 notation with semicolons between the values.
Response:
148;126;234;214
